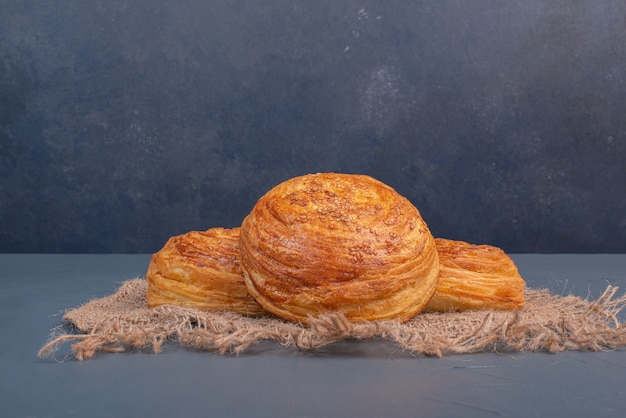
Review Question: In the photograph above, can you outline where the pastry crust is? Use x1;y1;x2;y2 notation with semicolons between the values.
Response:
424;238;526;312
146;227;266;316
239;173;440;324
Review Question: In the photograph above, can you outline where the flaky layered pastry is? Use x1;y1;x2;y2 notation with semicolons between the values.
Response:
239;173;440;324
146;227;266;316
423;238;526;312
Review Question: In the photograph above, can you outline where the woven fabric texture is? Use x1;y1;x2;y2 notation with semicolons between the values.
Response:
39;279;626;361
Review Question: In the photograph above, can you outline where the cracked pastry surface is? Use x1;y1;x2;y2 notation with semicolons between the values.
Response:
146;227;266;316
239;172;440;324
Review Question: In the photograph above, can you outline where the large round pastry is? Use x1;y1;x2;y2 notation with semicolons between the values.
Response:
239;173;440;324
146;227;266;316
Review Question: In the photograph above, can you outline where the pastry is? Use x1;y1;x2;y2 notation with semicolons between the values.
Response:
424;238;526;312
146;227;266;316
239;173;440;324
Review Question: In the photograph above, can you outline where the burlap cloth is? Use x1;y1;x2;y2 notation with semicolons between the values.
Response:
39;279;626;360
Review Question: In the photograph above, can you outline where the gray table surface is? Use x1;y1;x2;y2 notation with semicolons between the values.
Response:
2;254;626;418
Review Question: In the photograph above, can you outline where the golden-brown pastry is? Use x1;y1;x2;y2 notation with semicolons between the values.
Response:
423;238;526;312
146;227;266;316
239;173;440;324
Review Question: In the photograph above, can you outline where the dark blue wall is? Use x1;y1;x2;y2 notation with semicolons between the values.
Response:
1;0;625;253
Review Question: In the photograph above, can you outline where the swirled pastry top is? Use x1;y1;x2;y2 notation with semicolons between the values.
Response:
146;227;266;316
239;173;440;324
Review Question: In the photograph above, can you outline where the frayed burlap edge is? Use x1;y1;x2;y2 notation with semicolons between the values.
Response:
38;279;626;361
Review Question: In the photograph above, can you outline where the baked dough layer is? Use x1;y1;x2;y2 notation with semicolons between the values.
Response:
239;173;440;324
146;227;266;316
424;238;526;312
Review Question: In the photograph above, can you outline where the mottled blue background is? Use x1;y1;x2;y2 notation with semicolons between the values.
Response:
1;0;625;253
